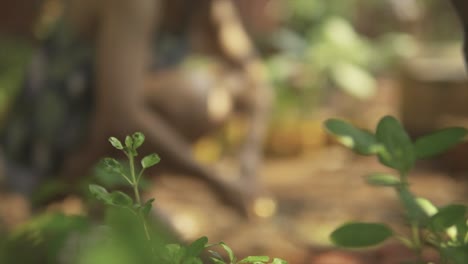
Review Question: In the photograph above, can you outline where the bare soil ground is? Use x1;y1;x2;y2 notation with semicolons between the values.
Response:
148;145;468;264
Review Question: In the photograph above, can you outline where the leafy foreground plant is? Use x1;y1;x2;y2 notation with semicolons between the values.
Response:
0;132;287;264
324;116;468;264
87;132;287;264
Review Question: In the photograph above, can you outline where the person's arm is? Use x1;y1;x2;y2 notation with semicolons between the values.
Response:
210;0;274;187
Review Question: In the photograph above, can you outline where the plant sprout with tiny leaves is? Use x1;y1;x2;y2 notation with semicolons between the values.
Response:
88;132;288;264
89;132;160;241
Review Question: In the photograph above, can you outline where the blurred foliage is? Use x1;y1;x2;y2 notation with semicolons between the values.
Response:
0;0;461;121
265;0;424;117
0;131;287;264
0;37;33;124
0;2;466;263
325;116;468;263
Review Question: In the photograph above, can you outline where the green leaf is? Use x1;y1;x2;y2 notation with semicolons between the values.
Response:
330;222;393;248
164;244;186;264
455;217;468;243
239;256;269;263
416;197;438;217
331;62;377;100
430;204;467;232
132;132;145;150
324;119;379;155
89;184;112;204
414;127;468;159
109;137;124;150
271;258;288;264
375;116;415;172
219;242;235;263
100;158;124;175
141;153;161;169
125;135;133;149
141;198;155;217
186;237;208;259
365;173;401;187
441;245;468;264
110;191;133;208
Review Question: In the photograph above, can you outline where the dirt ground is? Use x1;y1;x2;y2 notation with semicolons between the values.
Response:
2;146;465;263
148;145;468;264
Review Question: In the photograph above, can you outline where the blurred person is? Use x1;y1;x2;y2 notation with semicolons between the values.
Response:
0;0;282;216
451;0;468;65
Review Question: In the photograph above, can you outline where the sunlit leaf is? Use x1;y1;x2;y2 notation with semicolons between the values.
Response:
331;62;376;100
271;258;288;264
219;242;235;263
324;118;378;155
109;137;124;150
164;244;185;263
239;255;269;263
416;197;438;217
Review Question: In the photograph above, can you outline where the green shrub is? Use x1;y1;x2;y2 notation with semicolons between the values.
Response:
325;116;468;264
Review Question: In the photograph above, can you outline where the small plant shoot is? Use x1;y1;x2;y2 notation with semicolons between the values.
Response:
88;132;288;264
324;116;468;264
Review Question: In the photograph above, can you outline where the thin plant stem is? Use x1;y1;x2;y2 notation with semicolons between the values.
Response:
127;151;150;241
119;173;134;185
137;169;145;185
411;221;424;261
395;235;414;249
400;171;409;186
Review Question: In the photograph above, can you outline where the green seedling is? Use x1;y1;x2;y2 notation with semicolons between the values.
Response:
90;132;160;241
325;116;468;264
88;132;288;264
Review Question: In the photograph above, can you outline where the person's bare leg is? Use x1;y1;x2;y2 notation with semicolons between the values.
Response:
60;0;250;214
